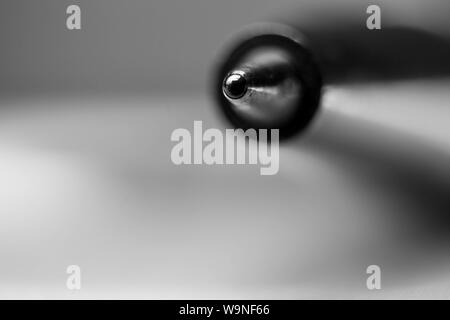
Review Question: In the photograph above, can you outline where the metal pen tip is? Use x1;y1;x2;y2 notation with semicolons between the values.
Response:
223;73;247;99
215;27;322;138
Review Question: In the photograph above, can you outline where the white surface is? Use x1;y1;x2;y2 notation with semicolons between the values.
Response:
0;80;450;299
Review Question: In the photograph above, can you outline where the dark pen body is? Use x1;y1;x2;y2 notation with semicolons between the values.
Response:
213;1;450;138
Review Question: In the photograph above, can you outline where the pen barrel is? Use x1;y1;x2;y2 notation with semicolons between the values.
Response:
289;27;450;84
213;2;450;138
277;0;450;83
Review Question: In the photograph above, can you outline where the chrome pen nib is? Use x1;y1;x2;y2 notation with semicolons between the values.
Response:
214;24;322;139
223;73;247;99
221;48;305;128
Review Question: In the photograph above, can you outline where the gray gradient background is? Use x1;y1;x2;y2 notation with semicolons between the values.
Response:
1;0;450;299
0;0;289;94
2;0;449;94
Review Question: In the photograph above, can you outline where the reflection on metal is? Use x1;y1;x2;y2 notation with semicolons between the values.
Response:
222;48;303;126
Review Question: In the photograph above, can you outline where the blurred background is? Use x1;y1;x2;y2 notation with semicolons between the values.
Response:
1;0;450;299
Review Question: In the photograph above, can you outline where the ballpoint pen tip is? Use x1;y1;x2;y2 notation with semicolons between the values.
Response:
223;73;247;99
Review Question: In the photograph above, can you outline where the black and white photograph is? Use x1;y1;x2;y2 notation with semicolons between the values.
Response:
1;0;450;308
